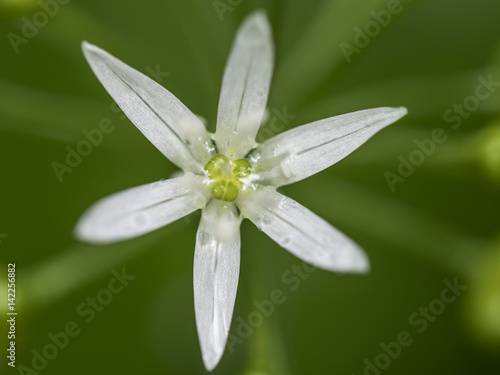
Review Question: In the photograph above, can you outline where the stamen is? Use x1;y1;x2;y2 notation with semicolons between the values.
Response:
203;154;253;202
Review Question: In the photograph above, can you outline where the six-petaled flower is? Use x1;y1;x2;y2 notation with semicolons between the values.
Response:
75;10;407;371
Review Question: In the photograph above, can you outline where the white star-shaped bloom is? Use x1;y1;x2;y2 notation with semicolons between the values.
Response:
75;10;407;371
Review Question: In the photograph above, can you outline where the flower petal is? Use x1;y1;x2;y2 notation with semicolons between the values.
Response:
82;41;213;172
214;11;274;158
238;188;369;273
75;173;208;244
252;107;408;186
194;200;241;371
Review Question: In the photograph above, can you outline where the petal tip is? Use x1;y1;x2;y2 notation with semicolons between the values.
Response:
353;254;371;274
243;9;272;38
342;246;370;274
201;350;223;372
81;40;97;54
396;106;409;116
389;106;408;120
332;250;371;274
247;9;269;22
81;41;111;63
81;41;102;64
73;217;106;245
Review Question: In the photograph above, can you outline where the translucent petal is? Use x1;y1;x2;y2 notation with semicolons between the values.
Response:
194;201;241;371
82;42;213;171
214;11;274;158
75;174;207;244
238;188;369;273
252;107;407;186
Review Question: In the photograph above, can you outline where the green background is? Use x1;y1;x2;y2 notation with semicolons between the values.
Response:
1;0;500;374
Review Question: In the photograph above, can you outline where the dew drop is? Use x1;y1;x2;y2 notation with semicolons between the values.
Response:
153;178;169;190
261;214;272;227
282;158;299;179
280;237;292;246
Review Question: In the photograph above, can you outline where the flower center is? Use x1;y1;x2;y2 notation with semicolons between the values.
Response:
204;154;251;202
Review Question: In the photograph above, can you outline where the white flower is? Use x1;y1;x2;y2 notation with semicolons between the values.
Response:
75;10;407;371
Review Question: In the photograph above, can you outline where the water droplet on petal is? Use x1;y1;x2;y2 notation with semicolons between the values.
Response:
263;214;272;224
313;246;330;262
280;237;292;247
152;181;163;190
249;104;260;113
280;157;297;179
260;214;272;229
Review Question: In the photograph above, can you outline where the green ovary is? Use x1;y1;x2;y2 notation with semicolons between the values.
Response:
204;154;252;202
